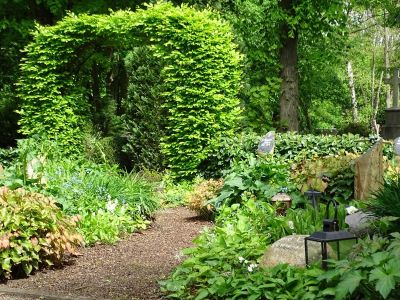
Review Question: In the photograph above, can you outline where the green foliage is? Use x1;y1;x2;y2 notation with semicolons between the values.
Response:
0;147;17;169
199;131;260;178
82;127;118;165
120;46;165;171
18;2;242;178
292;154;358;203
42;159;159;245
160;175;194;207
318;233;400;299
0;137;159;245
0;187;83;278
275;132;375;163
367;177;400;231
210;154;289;209
161;198;347;299
0;87;21;147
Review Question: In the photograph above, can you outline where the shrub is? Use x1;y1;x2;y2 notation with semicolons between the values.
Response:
199;132;260;178
0;147;17;169
0;187;83;278
275;132;374;163
291;154;358;203
187;179;224;218
120;46;165;171
0;87;21;148
201;132;374;180
18;2;242;178
209;154;289;209
82;127;118;165
160;178;194;207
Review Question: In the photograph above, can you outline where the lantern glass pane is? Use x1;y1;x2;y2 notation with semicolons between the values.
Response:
327;239;357;261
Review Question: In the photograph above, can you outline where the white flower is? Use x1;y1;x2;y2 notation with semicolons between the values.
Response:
174;252;183;261
247;263;258;272
288;220;294;230
238;256;245;263
106;200;118;213
244;260;249;264
346;206;358;215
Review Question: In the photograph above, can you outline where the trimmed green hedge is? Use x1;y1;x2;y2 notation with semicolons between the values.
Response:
18;2;242;179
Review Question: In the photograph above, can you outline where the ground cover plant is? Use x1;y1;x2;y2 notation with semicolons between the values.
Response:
42;159;159;245
0;138;159;246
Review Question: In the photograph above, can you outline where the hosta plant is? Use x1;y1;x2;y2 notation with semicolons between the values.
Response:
0;187;83;278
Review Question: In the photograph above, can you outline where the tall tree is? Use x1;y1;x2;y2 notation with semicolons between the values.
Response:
175;0;348;132
279;0;299;131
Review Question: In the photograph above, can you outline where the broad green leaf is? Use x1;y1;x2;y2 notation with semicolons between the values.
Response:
335;271;364;300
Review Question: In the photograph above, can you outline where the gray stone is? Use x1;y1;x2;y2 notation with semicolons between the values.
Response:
257;131;275;155
260;235;334;268
384;68;399;108
394;137;400;155
345;211;376;237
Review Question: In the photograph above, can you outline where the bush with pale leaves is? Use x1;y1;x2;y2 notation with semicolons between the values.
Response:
0;187;83;278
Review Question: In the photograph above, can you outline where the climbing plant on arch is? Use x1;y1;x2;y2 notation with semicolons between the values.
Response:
17;2;242;178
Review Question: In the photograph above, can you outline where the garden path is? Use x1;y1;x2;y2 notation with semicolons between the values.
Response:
1;207;211;300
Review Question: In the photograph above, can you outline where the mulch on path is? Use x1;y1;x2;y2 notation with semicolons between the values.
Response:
2;207;211;300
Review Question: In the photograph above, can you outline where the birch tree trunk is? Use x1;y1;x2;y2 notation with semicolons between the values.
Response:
372;71;383;134
347;61;359;123
384;12;391;108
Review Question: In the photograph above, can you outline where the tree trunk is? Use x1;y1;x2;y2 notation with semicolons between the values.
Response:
279;0;299;132
372;71;383;134
347;61;359;123
384;16;391;108
27;0;55;25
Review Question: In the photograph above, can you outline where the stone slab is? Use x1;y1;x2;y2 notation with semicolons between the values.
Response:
354;140;384;200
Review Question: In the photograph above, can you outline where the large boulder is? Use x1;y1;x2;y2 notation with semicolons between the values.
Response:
260;234;334;268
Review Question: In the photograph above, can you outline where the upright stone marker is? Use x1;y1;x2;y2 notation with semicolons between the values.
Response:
383;68;400;139
384;68;399;108
354;140;384;200
258;131;275;155
394;137;400;155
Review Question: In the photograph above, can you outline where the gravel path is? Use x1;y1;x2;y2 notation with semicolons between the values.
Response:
1;207;211;300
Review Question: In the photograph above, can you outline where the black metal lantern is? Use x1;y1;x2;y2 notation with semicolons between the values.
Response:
304;199;358;269
304;190;322;209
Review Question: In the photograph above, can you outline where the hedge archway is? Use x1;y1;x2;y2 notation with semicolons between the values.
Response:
18;2;242;178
